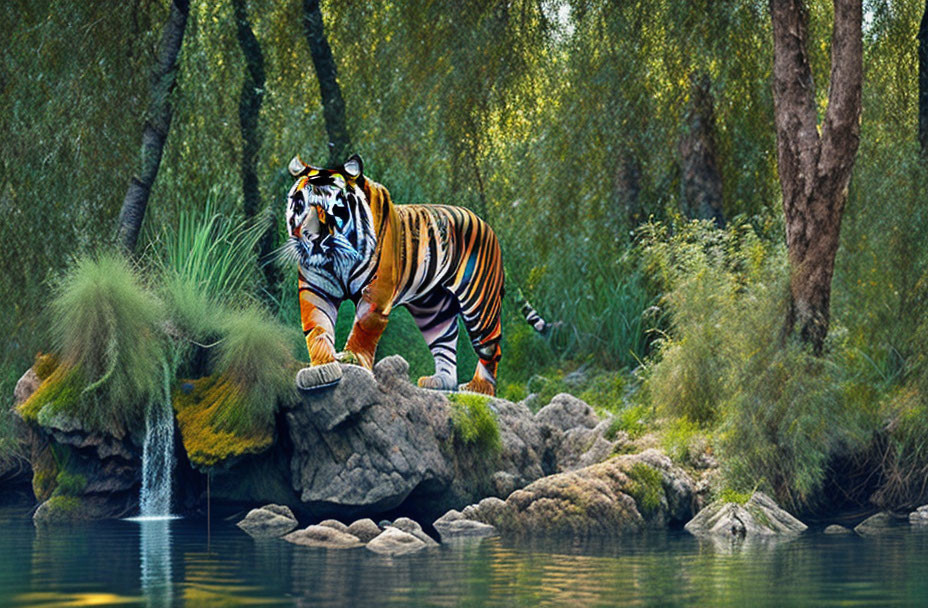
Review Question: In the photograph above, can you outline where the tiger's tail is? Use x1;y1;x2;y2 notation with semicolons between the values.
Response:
515;289;560;336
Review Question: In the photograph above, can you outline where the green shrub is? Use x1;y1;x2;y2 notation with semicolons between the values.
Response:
661;417;703;465
606;404;653;440
30;254;166;434
449;392;501;453
718;487;752;505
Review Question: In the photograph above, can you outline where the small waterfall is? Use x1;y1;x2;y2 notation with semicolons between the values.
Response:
139;393;175;517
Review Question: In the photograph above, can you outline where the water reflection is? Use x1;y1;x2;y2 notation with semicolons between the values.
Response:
4;506;928;606
138;518;173;607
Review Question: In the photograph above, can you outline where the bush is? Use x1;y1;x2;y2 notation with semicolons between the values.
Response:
625;462;664;517
641;219;870;510
21;253;165;434
449;392;501;453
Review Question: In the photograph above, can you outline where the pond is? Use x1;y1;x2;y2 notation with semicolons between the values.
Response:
1;499;926;607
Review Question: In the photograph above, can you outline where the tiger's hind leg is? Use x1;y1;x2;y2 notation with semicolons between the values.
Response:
407;289;460;391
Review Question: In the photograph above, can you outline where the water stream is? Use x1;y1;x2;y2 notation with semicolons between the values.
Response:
137;394;175;518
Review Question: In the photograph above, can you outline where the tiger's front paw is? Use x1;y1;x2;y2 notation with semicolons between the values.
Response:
296;362;343;391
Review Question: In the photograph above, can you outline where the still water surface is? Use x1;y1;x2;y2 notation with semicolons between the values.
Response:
1;500;928;606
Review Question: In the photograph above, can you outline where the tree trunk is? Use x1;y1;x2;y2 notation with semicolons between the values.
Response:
232;0;280;304
116;0;190;252
678;72;725;227
233;0;265;219
770;0;862;354
919;0;928;154
302;0;351;166
613;152;642;228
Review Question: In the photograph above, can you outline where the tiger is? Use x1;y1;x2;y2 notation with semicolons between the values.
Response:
283;153;511;396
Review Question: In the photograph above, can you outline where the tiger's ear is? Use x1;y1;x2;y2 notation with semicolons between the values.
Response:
343;154;363;180
288;156;308;177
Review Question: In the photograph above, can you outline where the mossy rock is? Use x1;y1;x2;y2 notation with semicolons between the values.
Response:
173;375;274;469
625;461;664;517
33;496;85;524
18;364;83;425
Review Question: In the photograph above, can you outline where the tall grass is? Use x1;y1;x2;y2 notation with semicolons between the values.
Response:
148;190;267;341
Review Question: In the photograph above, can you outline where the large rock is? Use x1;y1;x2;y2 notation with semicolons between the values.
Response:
391;517;438;546
347;518;382;542
684;492;807;539
237;504;298;538
283;525;364;549
909;505;928;525
854;511;900;536
462;449;695;537
365;526;429;556
284;356;620;521
433;509;498;541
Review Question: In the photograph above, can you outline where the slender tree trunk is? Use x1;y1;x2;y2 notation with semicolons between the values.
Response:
919;0;928;154
232;0;280;303
233;0;265;219
613;152;642;227
302;0;351;166
679;72;725;227
770;0;862;354
117;0;190;252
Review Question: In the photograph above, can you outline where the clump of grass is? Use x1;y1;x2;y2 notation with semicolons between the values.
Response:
211;306;297;433
625;461;664;517
718;487;752;505
449;392;502;453
22;254;164;434
172;305;297;468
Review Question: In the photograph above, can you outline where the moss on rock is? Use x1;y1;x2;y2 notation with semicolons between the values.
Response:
173;375;274;469
449;392;501;453
625;461;664;517
18;364;83;425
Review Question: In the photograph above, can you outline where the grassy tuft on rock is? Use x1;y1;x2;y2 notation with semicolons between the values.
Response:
625;462;664;517
449;392;501;453
27;253;166;434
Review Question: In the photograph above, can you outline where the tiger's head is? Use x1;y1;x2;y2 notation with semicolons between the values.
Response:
284;153;374;275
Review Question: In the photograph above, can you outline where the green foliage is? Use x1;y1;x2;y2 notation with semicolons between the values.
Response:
449;392;501;453
660;417;704;465
642;219;787;425
606;404;652;441
41;254;165;433
626;462;664;518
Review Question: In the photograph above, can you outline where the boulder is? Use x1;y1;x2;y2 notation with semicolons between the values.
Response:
854;511;900;536
909;505;928;525
824;524;852;535
433;509;498;541
391;517;438;547
317;519;350;534
285;356;615;521
347;518;382;542
237;504;298;538
463;450;695;538
684;492;807;539
283;525;364;549
14;368;40;406
365;526;428;556
535;394;599;433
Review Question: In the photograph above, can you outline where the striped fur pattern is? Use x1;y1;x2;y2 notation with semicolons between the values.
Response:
285;154;504;396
